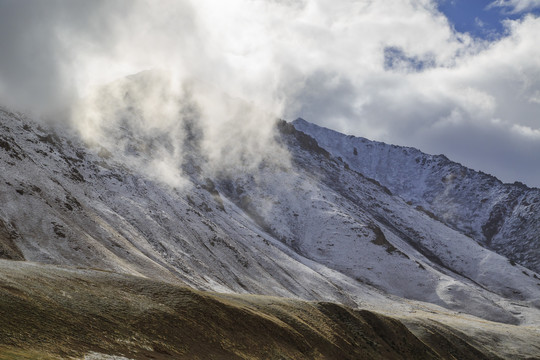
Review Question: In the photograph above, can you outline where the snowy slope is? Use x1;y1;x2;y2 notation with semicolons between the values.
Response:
220;121;540;324
0;107;382;308
0;88;539;328
293;118;540;273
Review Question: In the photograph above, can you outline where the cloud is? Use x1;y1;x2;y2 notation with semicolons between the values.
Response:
1;0;540;186
0;0;292;183
488;0;540;14
248;1;540;186
344;14;540;186
0;0;133;115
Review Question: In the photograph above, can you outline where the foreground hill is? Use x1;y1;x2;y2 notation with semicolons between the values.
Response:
1;260;539;359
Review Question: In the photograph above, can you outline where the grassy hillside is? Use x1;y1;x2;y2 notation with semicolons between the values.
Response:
0;260;537;359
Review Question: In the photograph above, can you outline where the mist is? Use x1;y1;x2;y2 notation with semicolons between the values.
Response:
1;0;540;186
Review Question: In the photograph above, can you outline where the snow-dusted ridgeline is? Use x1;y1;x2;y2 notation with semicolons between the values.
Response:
293;118;540;274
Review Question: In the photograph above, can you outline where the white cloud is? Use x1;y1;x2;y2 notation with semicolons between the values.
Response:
1;0;540;186
488;0;540;14
530;90;540;104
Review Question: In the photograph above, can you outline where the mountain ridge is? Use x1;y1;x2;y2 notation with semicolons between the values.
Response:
293;118;540;273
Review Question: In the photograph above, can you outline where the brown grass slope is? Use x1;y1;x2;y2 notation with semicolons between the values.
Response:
0;260;528;359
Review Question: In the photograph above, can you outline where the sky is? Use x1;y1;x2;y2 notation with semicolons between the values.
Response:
439;0;540;38
0;0;539;187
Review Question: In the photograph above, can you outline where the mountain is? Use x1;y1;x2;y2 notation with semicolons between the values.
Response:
0;79;539;359
293;118;540;273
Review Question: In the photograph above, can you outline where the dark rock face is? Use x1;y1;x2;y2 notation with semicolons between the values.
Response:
0;220;24;261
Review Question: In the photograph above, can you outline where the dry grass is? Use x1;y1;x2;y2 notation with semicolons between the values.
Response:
0;260;535;359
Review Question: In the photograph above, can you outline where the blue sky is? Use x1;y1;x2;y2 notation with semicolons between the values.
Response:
438;0;540;39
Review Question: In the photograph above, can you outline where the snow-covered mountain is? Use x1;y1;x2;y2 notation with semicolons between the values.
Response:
1;104;539;318
293;118;540;274
1;77;539;358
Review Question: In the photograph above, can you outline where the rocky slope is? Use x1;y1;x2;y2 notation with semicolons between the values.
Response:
293;118;540;273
